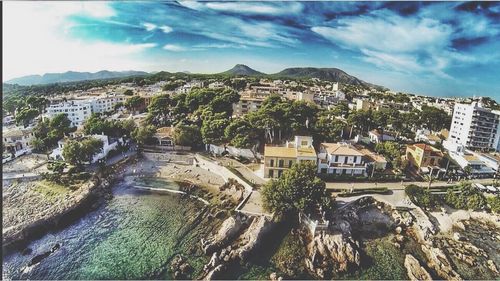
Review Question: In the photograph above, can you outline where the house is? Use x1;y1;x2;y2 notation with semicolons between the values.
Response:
369;129;396;143
153;126;175;147
50;133;122;164
406;143;443;170
264;136;316;178
415;129;443;145
3;126;34;159
317;142;367;176
356;145;388;170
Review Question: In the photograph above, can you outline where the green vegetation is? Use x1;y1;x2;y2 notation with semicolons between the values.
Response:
271;230;308;278
445;182;487;211
405;184;438;210
33;180;70;202
375;141;407;170
261;162;333;219
487;196;500;213
83;113;136;138
62;137;103;166
131;125;156;147
173;123;203;148
337;187;390;197
32;113;75;153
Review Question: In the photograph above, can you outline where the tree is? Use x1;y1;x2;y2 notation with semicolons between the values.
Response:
445;182;487;210
313;111;345;143
201;112;230;145
15;107;39;127
224;118;260;149
173;123;203;148
375;141;403;169
261;162;333;219
48;161;67;174
131;125;156;147
147;94;172;126
123;89;134;96
125;96;145;113
62;138;103;166
419;105;451;132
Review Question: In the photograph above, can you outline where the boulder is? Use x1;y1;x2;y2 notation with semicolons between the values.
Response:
234;216;272;261
421;244;462;280
202;216;244;254
404;254;433;281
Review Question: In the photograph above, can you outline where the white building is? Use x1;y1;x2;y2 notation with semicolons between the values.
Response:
46;101;92;127
88;95;129;114
2;126;34;159
447;101;500;151
317;142;367;176
50;133;122;164
445;144;495;177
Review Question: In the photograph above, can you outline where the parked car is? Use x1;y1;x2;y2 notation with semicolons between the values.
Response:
486;185;498;194
474;183;488;192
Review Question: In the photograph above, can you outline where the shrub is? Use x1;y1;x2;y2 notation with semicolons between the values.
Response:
405;184;437;210
487;196;500;213
445;182;487;211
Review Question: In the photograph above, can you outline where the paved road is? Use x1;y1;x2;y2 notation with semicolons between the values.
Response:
325;178;495;190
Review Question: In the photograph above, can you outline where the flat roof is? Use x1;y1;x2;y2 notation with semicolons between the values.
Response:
264;146;297;158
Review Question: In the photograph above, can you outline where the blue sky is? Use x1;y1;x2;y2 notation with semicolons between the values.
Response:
3;1;500;99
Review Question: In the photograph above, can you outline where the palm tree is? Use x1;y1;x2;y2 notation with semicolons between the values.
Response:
423;174;434;191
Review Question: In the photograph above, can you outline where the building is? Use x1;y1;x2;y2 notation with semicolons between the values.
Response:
317;142;367;176
2;126;34;159
406;143;443;170
50;133;122;164
356;99;374;111
264;136;316;178
447;101;500;151
153;126;175;147
46;100;92;127
369;129;396;143
87;95;129;113
232;91;266;116
355;145;388;170
415;129;443;145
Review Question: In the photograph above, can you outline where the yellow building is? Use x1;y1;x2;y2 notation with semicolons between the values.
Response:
406;143;443;168
264;136;317;178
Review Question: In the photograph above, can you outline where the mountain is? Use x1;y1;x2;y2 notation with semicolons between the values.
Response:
273;67;369;86
221;64;265;76
6;70;149;86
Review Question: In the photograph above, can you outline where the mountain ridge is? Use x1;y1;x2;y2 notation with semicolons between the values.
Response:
6;70;149;86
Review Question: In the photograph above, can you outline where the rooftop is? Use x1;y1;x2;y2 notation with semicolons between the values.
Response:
264;146;297;158
320;143;364;156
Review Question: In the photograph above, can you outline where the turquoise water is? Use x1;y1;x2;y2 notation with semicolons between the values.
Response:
2;180;217;280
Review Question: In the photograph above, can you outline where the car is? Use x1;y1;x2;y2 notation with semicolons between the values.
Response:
475;183;488;192
486;185;497;194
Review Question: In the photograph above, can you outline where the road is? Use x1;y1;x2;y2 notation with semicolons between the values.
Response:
325;178;495;190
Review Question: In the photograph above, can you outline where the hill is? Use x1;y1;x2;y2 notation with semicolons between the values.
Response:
220;64;265;76
273;67;368;86
6;70;149;86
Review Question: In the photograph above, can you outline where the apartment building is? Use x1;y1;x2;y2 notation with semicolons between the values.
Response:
264;136;316;178
232;91;267;116
46;101;92;127
316;142;367;176
50;133;122;164
447;101;500;151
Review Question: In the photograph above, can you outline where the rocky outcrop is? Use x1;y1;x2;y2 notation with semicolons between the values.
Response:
306;231;360;279
234;215;272;261
170;255;192;279
201;215;245;254
421;244;462;281
404;254;433;281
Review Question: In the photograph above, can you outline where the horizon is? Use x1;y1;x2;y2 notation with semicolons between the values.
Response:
3;1;500;99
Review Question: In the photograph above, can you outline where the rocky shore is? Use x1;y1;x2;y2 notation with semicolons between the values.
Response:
2;157;134;249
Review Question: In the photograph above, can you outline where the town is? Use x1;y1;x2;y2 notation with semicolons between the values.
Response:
3;67;500;279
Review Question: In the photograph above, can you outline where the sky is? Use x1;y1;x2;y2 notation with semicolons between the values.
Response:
3;1;500;99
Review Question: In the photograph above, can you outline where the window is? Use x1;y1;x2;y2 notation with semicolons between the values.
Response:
278;170;283;178
278;160;284;168
353;156;357;163
334;155;338;162
288;160;293;168
269;159;274;167
301;140;308;146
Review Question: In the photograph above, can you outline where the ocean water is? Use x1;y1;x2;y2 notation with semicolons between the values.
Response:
2;180;214;280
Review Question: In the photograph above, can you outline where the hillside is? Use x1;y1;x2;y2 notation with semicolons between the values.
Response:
6;70;149;86
220;64;265;76
273;67;368;86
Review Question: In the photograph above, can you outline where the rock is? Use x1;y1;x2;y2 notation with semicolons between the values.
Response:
421;244;462;280
395;234;405;243
487;260;498;274
234;216;272;262
306;231;361;278
204;264;224;281
395;226;403;234
453;232;463;241
404;254;433;281
203;216;244;254
270;272;278;281
455;221;466;231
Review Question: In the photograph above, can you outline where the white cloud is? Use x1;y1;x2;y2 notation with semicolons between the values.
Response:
163;44;186;52
143;22;157;31
3;2;155;80
159;25;173;33
205;2;303;15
